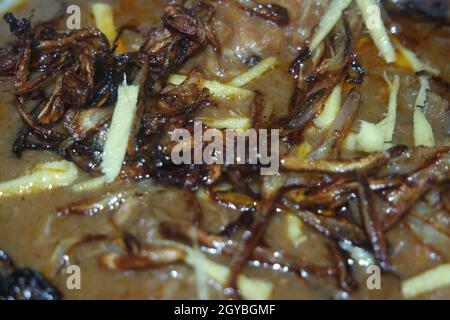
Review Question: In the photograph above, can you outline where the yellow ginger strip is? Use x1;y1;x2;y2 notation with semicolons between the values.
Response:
394;39;440;76
376;75;399;142
356;0;396;63
393;38;437;146
92;3;124;52
92;3;116;44
345;75;400;152
310;0;353;51
402;264;450;299
414;75;435;147
168;74;254;100
101;78;139;183
198;117;252;130
314;84;342;129
286;213;307;247
414;108;435;147
169;75;253;129
0;161;78;198
227;57;278;87
296;141;313;158
71;176;106;192
348;121;385;153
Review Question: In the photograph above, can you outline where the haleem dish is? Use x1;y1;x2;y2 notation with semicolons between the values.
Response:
0;0;449;300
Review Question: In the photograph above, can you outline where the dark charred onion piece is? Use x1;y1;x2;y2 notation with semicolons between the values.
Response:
163;2;219;49
156;69;212;117
2;3;216;182
382;151;450;230
16;99;66;144
235;0;289;26
220;211;255;237
327;242;357;293
293;177;404;210
283;145;408;174
282;200;367;245
3;12;31;38
1;13;120;168
282;88;329;133
127;5;215;155
345;54;365;84
12;54;73;95
288;47;311;79
36;28;109;53
0;268;62;300
357;175;390;270
100;246;187;271
136;101;219;190
162;5;209;42
283;20;352;135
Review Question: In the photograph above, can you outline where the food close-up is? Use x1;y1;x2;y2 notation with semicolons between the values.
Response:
0;0;449;300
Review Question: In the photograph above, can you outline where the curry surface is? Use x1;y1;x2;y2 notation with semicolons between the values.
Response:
0;0;449;299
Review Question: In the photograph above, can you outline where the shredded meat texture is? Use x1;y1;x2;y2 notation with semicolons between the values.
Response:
0;0;449;300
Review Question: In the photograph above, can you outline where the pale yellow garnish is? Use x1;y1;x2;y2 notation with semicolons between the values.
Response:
414;108;435;147
168;74;254;100
391;40;436;147
227;57;277;87
314;84;342;129
310;0;353;51
413;75;435;147
101;78;139;183
356;0;396;63
394;39;440;76
198;117;252;130
92;3;116;44
286;213;307;247
296;141;313;158
345;75;400;152
415;75;430;108
376;75;399;142
0;161;78;198
71;176;106;192
402;264;450;299
351;121;385;153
